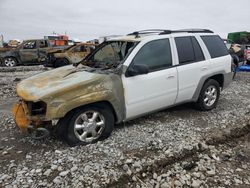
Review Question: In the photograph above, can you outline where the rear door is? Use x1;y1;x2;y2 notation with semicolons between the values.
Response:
122;38;178;119
174;36;208;103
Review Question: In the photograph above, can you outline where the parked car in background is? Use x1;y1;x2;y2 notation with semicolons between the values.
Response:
45;43;97;67
13;29;232;145
244;45;250;65
0;39;68;67
8;39;22;47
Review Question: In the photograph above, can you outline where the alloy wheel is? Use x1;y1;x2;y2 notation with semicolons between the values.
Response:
4;58;16;67
73;111;105;142
203;85;217;107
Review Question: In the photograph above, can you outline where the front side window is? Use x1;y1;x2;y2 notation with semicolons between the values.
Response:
132;39;172;71
201;35;228;58
73;45;86;52
88;41;137;64
23;41;36;49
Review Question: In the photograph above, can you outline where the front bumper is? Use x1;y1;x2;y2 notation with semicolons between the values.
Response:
12;100;46;132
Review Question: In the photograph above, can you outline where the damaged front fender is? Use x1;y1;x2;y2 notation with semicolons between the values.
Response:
15;66;126;127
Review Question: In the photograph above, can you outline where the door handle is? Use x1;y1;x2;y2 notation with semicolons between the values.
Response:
201;67;208;71
167;75;175;79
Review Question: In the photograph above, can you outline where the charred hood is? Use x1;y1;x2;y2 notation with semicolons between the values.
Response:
16;65;104;101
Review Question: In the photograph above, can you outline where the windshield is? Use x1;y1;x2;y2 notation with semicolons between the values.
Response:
82;41;138;69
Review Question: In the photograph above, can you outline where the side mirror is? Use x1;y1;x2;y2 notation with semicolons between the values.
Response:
126;64;149;77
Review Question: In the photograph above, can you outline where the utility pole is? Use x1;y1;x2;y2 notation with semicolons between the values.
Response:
0;34;3;47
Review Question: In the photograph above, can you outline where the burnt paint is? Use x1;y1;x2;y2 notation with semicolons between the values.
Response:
0;39;69;65
52;43;96;64
16;65;126;125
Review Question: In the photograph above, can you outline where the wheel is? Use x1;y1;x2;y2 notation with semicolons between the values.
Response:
3;57;17;67
57;104;114;146
195;79;220;111
54;58;69;68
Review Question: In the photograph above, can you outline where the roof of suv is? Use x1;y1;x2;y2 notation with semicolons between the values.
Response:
108;29;215;42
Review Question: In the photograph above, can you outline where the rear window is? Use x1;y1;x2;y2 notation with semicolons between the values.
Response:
201;35;228;58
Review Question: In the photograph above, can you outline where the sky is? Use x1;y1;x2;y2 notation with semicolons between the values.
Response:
0;0;249;42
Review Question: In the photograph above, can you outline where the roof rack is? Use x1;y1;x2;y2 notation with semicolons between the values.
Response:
127;29;171;38
127;29;214;37
163;29;214;34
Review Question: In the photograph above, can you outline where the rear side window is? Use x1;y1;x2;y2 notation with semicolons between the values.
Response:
191;37;205;61
175;36;205;64
201;35;228;58
132;39;172;72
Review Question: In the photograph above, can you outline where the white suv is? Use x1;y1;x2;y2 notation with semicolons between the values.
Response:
13;29;232;145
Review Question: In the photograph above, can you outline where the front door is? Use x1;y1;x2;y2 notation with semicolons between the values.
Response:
68;45;88;63
19;41;38;63
122;38;178;119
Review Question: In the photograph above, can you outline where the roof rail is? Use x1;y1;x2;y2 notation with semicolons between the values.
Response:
127;29;171;38
162;29;214;34
127;29;213;37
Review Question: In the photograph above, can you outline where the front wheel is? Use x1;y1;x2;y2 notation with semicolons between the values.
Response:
57;105;114;146
3;57;17;67
195;79;220;111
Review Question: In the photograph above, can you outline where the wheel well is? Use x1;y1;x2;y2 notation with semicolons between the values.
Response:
64;101;118;122
207;74;224;88
54;58;69;67
60;57;69;63
3;56;19;64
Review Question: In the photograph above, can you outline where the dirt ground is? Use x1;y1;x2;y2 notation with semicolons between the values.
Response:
0;66;249;188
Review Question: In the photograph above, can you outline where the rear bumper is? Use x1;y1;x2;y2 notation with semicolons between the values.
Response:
223;72;233;89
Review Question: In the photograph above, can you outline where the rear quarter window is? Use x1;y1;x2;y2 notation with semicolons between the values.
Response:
201;35;229;58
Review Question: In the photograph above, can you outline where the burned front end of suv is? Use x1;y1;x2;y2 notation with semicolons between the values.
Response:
12;39;138;140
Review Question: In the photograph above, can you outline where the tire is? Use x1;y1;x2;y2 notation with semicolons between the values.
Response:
195;79;220;111
54;58;69;68
56;104;114;146
3;57;17;67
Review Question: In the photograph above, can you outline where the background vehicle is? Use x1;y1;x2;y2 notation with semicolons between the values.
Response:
0;39;69;67
44;34;69;46
244;45;250;64
227;31;250;44
13;29;232;146
46;43;97;67
8;39;22;47
227;31;250;65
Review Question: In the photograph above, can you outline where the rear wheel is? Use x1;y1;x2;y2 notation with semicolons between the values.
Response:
3;57;17;67
195;79;220;111
57;105;114;146
54;58;69;68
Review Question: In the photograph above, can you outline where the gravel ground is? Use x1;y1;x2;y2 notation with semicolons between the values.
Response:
0;66;249;188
